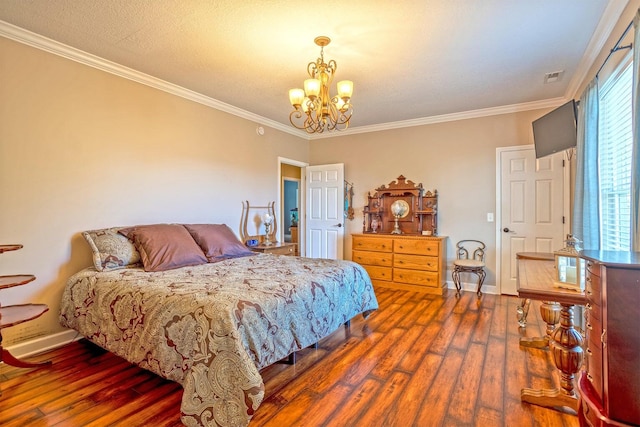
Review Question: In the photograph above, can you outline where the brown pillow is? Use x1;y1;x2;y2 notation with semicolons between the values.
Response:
183;224;254;262
118;224;207;272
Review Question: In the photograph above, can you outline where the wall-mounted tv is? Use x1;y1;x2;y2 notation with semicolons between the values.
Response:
532;99;578;159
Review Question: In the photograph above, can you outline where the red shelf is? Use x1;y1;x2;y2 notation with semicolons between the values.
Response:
1;304;49;328
0;274;36;290
0;244;23;254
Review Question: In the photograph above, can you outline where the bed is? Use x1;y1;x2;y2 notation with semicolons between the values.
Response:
59;224;378;427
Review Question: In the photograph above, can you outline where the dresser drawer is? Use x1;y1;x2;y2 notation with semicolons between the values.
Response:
352;236;393;252
364;265;392;281
586;299;601;323
394;239;439;255
586;260;601;277
585;343;603;400
586;272;601;299
352;250;392;267
393;253;438;271
393;268;439;287
352;234;447;295
584;306;602;343
251;243;296;256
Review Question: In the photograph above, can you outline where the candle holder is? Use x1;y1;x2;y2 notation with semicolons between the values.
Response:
263;213;274;246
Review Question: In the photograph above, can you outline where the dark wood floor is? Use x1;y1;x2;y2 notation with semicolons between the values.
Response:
0;287;579;426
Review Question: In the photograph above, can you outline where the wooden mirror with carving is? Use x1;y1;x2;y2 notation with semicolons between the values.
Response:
362;175;438;235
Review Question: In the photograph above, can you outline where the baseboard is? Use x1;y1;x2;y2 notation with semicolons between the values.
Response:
446;280;497;295
3;329;82;361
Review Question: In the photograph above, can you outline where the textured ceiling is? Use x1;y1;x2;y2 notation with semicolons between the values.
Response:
0;0;625;136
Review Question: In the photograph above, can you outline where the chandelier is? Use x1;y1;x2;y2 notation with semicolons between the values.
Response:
288;36;354;133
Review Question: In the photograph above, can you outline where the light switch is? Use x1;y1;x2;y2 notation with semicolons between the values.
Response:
487;212;494;222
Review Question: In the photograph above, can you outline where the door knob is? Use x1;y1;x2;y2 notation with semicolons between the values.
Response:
503;227;515;233
334;223;343;228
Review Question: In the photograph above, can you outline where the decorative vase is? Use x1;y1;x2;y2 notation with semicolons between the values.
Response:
371;217;379;233
263;213;273;246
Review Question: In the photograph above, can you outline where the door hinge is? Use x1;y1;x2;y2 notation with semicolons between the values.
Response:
562;159;566;167
562;216;565;224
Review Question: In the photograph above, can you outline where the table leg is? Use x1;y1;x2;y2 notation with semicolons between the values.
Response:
516;298;531;327
519;300;561;349
521;303;583;411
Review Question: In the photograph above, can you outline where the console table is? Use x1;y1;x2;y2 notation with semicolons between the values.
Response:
516;252;587;412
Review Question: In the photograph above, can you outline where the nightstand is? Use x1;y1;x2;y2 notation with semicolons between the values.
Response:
249;242;297;256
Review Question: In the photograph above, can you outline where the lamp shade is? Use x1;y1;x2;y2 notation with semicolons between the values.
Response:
289;88;305;106
304;78;321;98
337;80;353;100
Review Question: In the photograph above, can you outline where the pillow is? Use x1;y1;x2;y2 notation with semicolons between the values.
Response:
183;224;254;262
118;224;207;272
82;227;141;271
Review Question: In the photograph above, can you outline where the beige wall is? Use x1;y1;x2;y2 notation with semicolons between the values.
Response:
2;3;635;352
309;110;552;288
0;37;307;347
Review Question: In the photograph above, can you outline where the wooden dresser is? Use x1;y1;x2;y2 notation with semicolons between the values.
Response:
352;234;447;295
578;250;640;427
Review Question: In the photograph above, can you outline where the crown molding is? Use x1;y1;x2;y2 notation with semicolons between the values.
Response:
0;19;584;142
0;20;305;139
309;97;567;139
565;0;630;99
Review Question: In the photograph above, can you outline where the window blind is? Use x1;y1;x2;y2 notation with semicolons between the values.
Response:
598;62;633;251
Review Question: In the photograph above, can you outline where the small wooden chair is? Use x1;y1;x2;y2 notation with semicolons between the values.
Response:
452;240;486;297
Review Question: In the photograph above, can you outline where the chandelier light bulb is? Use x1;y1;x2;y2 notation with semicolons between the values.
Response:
337;80;353;100
289;88;304;107
304;79;321;99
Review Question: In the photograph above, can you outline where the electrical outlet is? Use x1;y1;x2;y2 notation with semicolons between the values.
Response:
487;213;494;222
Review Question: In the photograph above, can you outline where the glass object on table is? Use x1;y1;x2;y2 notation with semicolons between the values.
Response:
390;200;409;235
263;213;274;246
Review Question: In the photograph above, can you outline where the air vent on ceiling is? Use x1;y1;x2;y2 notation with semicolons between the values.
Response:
544;70;565;84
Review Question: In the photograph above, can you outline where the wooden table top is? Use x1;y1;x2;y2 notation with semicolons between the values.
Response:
516;253;587;306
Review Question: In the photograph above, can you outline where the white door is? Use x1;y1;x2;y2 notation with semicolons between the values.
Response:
498;146;567;295
306;163;344;259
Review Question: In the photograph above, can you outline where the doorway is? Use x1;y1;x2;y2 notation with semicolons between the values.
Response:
282;178;300;245
279;157;307;256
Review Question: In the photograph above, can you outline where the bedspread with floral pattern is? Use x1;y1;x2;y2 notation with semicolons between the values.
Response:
59;254;378;426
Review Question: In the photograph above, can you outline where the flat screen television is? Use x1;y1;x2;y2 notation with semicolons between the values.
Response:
532;99;578;159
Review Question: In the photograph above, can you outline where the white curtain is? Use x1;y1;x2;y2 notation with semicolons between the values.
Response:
572;79;600;250
632;10;640;251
